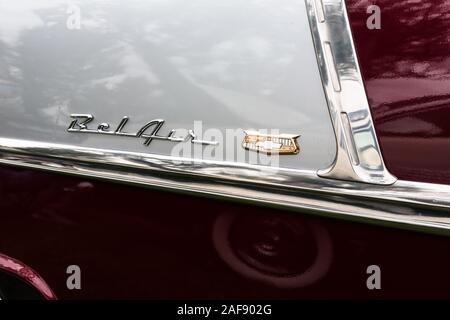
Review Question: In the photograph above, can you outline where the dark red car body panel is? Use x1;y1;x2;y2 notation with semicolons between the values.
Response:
1;166;450;299
347;0;450;184
1;0;450;299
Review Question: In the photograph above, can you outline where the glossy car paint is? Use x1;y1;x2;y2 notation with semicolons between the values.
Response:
1;166;450;299
346;0;450;184
0;0;336;171
1;0;450;300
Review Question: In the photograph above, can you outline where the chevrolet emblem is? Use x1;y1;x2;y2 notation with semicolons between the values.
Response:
242;131;300;155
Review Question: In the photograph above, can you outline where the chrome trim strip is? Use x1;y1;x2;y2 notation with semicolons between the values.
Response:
0;137;450;233
305;0;397;185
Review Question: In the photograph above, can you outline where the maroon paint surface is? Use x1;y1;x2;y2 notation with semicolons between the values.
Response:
346;0;450;184
1;166;450;299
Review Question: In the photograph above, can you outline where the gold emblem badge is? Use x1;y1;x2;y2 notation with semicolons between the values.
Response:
242;131;300;155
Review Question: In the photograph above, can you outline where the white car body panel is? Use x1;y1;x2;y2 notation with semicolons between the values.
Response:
0;0;336;171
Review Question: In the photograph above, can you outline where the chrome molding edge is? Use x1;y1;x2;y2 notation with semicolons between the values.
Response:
305;0;397;185
0;137;450;234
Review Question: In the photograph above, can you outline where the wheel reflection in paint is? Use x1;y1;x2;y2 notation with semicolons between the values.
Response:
212;212;333;289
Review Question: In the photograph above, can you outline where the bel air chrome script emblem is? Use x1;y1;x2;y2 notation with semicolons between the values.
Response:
68;114;218;146
243;131;300;155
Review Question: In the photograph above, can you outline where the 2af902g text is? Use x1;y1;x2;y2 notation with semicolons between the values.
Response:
177;304;272;318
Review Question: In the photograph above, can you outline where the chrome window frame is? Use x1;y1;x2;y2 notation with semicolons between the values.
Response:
306;0;396;185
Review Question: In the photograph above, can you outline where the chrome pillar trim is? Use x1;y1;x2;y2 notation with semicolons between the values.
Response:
0;138;450;233
305;0;397;185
